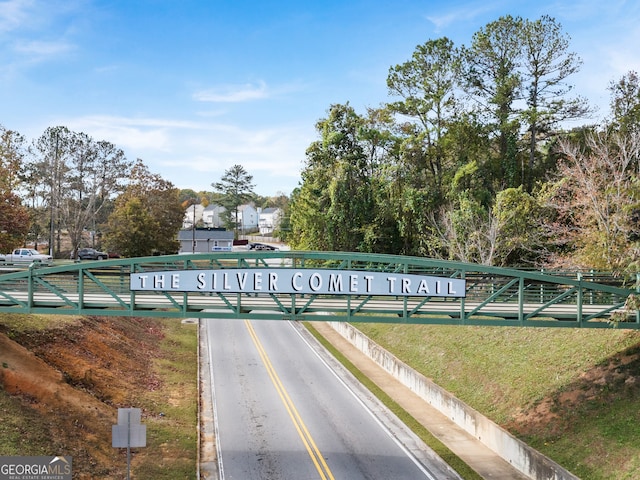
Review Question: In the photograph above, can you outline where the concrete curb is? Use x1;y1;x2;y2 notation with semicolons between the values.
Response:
326;321;580;480
198;319;219;479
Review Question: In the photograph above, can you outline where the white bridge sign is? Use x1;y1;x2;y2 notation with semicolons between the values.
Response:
130;269;466;298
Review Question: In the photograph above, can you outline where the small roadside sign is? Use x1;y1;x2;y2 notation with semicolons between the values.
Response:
112;408;147;479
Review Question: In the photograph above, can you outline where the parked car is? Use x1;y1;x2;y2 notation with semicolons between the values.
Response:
248;242;278;251
76;248;109;260
0;248;53;265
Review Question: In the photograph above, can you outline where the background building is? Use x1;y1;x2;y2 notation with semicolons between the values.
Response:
177;228;234;253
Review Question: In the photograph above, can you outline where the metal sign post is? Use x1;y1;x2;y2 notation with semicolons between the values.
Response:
112;408;146;480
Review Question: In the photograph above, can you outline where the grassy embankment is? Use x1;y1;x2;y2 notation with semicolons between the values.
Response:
312;322;640;480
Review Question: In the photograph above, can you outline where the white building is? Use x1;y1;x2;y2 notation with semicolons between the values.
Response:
202;204;258;233
202;204;226;228
258;207;283;234
182;203;205;229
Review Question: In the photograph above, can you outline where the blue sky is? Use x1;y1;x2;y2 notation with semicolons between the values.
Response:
1;0;639;196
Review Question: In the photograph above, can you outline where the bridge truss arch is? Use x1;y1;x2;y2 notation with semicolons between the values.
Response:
0;251;637;328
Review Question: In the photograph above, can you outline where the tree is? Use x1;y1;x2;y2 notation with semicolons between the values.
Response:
290;104;377;251
0;126;27;193
434;193;498;265
444;113;495;205
431;187;547;267
289;126;339;251
27;127;131;257
492;187;547;266
64;134;131;257
460;15;524;188
0;126;30;251
322;105;376;251
16;139;49;249
179;188;201;205
102;197;156;257
543;130;640;272
520;16;588;190
609;71;640;135
358;108;404;254
385;39;463;255
387;37;460;196
104;159;183;257
212;164;255;237
0;191;30;252
30;126;71;256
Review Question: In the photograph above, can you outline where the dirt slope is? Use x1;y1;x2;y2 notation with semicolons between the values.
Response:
0;316;165;479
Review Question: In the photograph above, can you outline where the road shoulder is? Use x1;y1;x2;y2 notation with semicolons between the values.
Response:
310;321;530;480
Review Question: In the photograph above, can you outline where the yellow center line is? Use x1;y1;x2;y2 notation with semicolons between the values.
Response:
244;320;335;480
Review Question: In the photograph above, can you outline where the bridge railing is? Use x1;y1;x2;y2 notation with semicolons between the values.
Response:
0;251;637;328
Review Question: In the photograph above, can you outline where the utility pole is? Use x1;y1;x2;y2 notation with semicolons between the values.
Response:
191;202;196;253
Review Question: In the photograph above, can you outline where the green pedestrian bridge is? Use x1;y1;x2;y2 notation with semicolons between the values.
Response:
0;251;638;329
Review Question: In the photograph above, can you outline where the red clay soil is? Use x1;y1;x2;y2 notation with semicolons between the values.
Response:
505;345;640;439
0;316;165;479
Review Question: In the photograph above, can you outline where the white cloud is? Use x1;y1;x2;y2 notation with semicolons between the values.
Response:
1;0;88;68
52;114;311;194
425;1;499;32
0;0;86;34
158;122;309;193
0;0;35;33
60;115;203;151
193;81;270;103
13;39;74;56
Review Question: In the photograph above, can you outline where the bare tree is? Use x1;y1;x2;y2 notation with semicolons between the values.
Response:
63;134;131;257
31;126;71;256
434;196;499;265
546;130;640;271
29;127;131;257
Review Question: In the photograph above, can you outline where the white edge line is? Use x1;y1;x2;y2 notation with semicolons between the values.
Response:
287;320;441;480
205;319;226;479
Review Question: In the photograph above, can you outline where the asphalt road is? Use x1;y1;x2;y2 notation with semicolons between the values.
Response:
203;318;462;480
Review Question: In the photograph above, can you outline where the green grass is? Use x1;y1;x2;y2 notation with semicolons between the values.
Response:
0;313;82;334
353;323;640;480
0;388;59;455
537;396;640;479
131;320;199;480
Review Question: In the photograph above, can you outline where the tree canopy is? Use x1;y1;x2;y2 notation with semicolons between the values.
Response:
0;126;30;252
103;159;183;257
288;14;640;277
